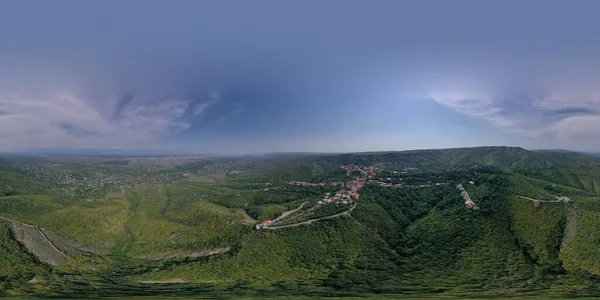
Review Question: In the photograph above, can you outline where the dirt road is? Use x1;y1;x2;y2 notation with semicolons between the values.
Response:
271;201;308;224
517;195;561;203
264;203;356;230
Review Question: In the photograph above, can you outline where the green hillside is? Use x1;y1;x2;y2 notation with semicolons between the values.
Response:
2;147;600;297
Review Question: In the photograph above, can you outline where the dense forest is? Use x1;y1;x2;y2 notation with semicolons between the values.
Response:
2;147;600;297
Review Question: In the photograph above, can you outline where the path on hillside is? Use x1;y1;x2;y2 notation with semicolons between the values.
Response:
264;203;356;230
138;247;231;260
516;195;562;203
514;194;599;218
0;215;35;228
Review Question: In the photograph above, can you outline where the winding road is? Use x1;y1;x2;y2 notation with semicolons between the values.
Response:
263;203;356;230
270;201;308;225
516;195;562;203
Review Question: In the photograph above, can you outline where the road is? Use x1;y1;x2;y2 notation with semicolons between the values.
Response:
264;203;356;230
516;195;561;203
270;201;308;225
515;194;598;218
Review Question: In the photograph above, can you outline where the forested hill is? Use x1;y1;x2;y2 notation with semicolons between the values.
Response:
311;146;600;169
2;147;600;297
255;146;600;192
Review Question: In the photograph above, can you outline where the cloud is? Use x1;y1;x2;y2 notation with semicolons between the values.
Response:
553;115;600;140
429;91;600;142
191;94;221;117
0;91;219;149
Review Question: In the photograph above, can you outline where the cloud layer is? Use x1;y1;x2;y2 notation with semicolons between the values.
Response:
430;91;600;144
0;92;218;149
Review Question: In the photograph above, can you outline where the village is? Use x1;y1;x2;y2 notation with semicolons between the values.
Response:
457;182;480;210
256;164;485;230
290;165;378;206
12;164;183;197
256;165;375;229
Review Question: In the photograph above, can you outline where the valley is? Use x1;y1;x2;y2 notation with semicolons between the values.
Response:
1;147;600;298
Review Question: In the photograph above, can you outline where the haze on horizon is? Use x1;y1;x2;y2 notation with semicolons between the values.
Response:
2;0;600;154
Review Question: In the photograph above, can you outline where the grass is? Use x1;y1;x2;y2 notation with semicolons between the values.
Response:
509;196;566;269
0;220;48;280
38;200;129;246
560;211;600;274
4;149;600;298
113;184;256;258
571;196;600;212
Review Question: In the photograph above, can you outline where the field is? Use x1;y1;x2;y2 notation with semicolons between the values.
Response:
2;147;600;298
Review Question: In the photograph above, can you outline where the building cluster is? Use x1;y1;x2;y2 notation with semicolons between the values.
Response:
457;183;480;210
316;165;376;206
287;165;376;208
340;164;378;178
288;181;341;187
13;164;183;195
367;177;449;189
191;159;256;175
255;219;273;230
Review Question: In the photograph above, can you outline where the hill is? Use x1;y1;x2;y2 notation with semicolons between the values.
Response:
1;147;600;297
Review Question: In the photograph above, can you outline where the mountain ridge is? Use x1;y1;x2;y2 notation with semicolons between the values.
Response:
1;146;600;297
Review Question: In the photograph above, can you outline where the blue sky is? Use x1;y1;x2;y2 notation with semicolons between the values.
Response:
2;0;600;153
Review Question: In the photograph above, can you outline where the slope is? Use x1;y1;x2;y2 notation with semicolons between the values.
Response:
1;148;600;297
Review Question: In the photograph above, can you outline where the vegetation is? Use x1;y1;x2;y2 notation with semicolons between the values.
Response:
2;147;600;297
0;221;48;285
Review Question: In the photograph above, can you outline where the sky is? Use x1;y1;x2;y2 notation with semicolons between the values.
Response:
2;0;600;154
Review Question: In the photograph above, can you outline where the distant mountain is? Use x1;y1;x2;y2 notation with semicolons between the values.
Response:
301;146;599;169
